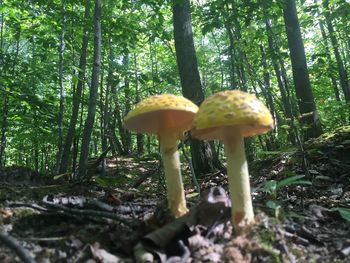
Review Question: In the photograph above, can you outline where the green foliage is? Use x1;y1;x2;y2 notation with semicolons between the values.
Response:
332;207;350;222
1;0;349;173
261;174;311;219
95;176;125;188
261;174;312;198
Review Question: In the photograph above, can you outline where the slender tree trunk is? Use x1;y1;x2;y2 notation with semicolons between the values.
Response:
323;0;350;102
283;0;323;139
122;53;132;154
319;20;341;101
78;0;101;178
0;89;8;167
134;53;144;155
99;65;106;175
211;33;225;89
0;6;6;166
0;23;20;166
222;2;237;88
101;35;113;175
109;86;124;155
59;0;90;174
149;41;158;91
230;6;248;92
260;45;278;150
173;0;221;175
56;0;66;173
260;45;277;124
225;24;237;88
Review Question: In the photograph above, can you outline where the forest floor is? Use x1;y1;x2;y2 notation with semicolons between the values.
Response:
0;126;350;263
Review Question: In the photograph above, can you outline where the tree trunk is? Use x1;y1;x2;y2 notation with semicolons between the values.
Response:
100;34;113;176
262;2;295;125
134;53;144;155
0;22;20;166
0;88;8;167
260;45;278;150
323;0;350;102
283;0;323;139
99;65;106;175
0;0;6;166
319;20;341;101
59;0;90;174
225;24;237;88
55;0;66;173
173;0;221;175
122;53;132;154
78;0;101;178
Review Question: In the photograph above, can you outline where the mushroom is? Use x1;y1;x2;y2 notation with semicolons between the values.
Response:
191;90;273;231
124;94;198;217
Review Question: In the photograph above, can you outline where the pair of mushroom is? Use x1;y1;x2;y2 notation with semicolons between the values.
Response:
124;91;274;231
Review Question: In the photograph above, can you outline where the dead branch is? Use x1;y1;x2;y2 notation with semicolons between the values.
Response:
41;201;134;228
0;232;37;263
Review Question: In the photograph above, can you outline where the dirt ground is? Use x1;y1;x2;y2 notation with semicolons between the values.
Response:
0;127;349;262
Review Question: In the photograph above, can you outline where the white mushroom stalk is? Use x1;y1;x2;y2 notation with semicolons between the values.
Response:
123;94;198;218
222;128;254;228
191;90;274;232
159;132;188;217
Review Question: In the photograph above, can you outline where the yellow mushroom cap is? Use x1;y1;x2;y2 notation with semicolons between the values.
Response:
192;90;274;140
124;94;198;135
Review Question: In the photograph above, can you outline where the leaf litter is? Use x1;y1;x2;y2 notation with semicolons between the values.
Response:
0;127;350;262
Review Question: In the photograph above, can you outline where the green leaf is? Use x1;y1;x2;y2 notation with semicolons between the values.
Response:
95;176;123;187
262;180;277;194
333;208;350;222
277;175;312;188
280;124;291;130
266;200;281;210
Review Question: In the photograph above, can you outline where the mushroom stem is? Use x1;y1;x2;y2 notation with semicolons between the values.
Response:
223;128;254;231
158;132;188;217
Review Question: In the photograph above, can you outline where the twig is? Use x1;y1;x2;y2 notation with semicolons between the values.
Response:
0;232;37;263
131;164;161;188
85;146;111;179
7;202;48;213
0;185;21;194
41;201;134;228
180;142;200;193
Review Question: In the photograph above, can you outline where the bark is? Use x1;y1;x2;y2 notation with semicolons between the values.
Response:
231;6;248;92
222;2;237;88
59;0;90;174
134;53;144;155
0;88;8;167
319;20;341;101
55;0;66;173
173;0;221;175
0;23;20;166
122;53;132;154
283;0;323;139
323;0;350;102
78;0;101;178
101;35;113;175
109;88;124;155
149;42;158;90
260;45;278;150
260;45;277;124
211;33;225;89
0;9;6;165
99;66;106;175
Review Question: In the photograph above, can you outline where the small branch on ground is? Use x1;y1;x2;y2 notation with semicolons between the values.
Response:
131;163;161;188
0;232;37;263
8;202;48;212
41;201;135;228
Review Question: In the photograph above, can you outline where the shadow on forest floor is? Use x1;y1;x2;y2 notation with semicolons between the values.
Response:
0;126;350;262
